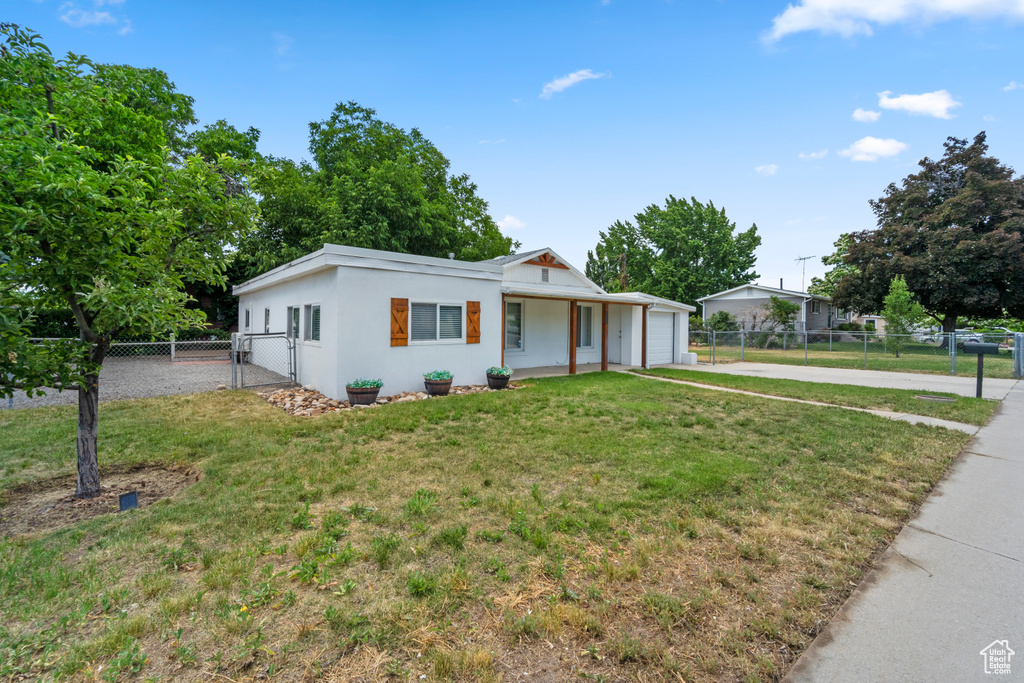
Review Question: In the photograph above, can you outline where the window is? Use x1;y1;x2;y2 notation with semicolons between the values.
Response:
811;300;821;314
264;308;270;334
576;305;593;348
286;306;300;339
410;303;462;342
505;301;523;350
541;268;549;283
244;308;251;331
304;304;320;341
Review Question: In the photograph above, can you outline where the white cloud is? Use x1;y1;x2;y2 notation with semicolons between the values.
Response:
983;114;997;121
496;215;526;230
540;69;607;99
852;108;881;122
839;136;908;162
272;32;293;57
478;139;506;145
118;19;133;35
60;7;117;27
1004;81;1023;91
878;89;961;118
798;149;828;160
755;164;779;176
765;0;1024;42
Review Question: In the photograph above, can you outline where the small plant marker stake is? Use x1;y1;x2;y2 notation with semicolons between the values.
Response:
119;491;139;511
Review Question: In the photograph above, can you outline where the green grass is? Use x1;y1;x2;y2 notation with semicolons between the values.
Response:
635;367;999;426
0;373;971;682
689;337;1016;379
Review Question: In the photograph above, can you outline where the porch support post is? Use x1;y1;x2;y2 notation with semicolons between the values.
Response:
501;293;506;368
601;303;609;371
641;305;648;369
569;300;577;375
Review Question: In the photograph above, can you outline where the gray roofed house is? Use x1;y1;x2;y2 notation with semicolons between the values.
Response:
696;283;850;332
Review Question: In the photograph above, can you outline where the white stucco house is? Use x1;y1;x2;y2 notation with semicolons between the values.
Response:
232;245;696;397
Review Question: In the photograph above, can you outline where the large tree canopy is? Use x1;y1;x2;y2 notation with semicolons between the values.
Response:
585;196;760;309
833;133;1024;331
808;233;857;298
0;25;259;496
235;101;516;279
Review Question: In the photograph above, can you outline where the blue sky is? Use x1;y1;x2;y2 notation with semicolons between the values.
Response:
11;0;1024;291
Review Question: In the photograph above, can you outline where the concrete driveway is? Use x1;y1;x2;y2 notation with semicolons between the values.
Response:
669;362;1018;400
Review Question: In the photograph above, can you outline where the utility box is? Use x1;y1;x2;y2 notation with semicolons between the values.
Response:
963;342;999;355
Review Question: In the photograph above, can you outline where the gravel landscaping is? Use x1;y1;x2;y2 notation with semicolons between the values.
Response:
2;357;292;410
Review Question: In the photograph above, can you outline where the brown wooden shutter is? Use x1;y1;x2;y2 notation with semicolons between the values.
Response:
466;301;480;344
391;298;408;347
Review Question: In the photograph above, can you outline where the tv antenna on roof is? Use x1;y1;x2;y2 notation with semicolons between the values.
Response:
795;255;816;293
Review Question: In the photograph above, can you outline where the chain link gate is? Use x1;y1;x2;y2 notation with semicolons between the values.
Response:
232;333;296;389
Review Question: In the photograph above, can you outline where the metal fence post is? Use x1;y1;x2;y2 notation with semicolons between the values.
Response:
170;333;175;362
1014;333;1024;378
230;333;237;389
951;331;957;376
712;330;716;365
864;333;868;369
804;330;808;365
829;329;832;352
740;329;745;362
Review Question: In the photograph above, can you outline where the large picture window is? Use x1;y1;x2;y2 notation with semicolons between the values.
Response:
411;303;462;342
505;301;523;350
576;305;593;348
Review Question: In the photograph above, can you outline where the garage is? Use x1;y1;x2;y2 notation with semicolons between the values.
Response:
647;311;675;365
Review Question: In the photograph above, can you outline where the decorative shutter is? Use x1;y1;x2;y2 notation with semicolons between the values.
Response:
390;298;408;347
466;301;480;344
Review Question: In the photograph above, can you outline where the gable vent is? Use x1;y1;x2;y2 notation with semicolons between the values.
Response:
541;268;549;283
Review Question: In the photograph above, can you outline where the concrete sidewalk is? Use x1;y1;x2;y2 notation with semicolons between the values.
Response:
671;362;1018;400
784;379;1024;682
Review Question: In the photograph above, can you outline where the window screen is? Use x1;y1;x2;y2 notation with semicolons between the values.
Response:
287;307;300;339
505;302;523;350
311;305;320;341
264;308;270;334
244;309;250;330
541;268;549;283
439;305;462;339
411;303;437;341
576;306;593;348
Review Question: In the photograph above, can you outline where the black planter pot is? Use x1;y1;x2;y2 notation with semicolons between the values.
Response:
486;373;511;390
424;378;453;396
346;386;381;405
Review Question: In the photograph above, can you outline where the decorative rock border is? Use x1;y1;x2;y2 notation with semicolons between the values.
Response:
259;383;523;417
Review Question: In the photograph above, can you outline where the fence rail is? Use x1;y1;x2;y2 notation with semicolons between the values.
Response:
689;330;1020;379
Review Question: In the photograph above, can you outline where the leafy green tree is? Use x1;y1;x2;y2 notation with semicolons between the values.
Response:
808;233;858;297
236;102;516;278
586;196;760;309
881;276;924;357
833;133;1024;332
765;296;801;330
0;26;258;497
705;311;738;332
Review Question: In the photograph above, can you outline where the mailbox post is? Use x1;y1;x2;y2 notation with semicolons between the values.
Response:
962;342;1000;398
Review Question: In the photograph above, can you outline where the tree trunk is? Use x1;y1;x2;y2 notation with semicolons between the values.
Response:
942;316;958;333
75;373;101;498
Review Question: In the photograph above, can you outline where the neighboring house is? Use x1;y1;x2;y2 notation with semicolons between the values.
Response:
852;314;886;332
696;284;850;332
232;245;696;397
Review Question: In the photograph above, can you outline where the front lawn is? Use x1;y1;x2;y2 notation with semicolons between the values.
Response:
0;373;970;682
635;367;998;426
690;338;1015;379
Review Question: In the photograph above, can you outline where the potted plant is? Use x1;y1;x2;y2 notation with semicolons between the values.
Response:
423;370;453;396
486;365;513;390
346;378;383;405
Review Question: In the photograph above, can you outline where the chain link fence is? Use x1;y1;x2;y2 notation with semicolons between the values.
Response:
692;330;1019;379
233;333;296;388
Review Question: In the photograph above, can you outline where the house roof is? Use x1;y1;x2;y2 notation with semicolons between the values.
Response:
233;244;503;295
696;283;831;303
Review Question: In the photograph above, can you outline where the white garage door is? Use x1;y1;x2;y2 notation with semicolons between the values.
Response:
647;312;675;365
